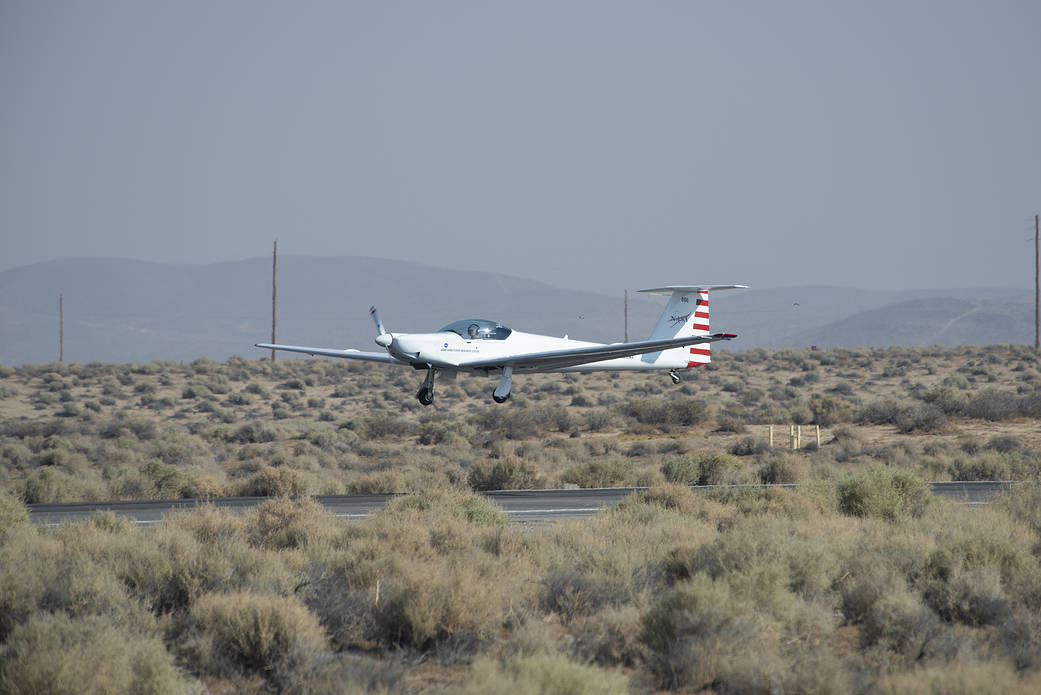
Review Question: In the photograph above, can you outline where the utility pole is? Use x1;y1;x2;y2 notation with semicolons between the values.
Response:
59;294;64;363
1035;214;1039;351
271;240;278;363
624;289;629;342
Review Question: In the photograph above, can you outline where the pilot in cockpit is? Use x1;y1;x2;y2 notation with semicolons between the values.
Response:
467;324;480;339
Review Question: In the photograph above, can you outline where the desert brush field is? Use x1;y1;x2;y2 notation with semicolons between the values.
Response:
2;344;1041;693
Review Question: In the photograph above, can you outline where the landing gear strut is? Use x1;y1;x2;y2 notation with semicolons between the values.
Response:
668;370;681;385
492;365;513;404
416;366;435;406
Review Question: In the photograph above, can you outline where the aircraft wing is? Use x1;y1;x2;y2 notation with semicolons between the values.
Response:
461;332;737;372
255;343;403;364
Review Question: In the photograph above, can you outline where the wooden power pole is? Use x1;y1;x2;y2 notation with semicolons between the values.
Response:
271;240;278;363
59;294;64;363
624;289;629;342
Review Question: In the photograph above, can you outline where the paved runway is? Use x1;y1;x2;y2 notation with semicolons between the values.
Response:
26;481;1015;525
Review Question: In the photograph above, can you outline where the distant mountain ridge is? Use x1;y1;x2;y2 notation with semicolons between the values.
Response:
0;257;1032;365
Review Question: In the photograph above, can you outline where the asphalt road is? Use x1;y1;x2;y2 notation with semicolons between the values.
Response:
26;481;1015;526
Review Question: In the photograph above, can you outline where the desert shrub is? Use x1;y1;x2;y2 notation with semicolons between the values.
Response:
468;458;545;491
417;419;474;446
296;569;375;652
660;452;736;486
942;373;972;390
236;466;308;497
368;553;518;654
0;612;189;695
660;455;699;485
696;452;738;485
141;460;194;499
118;518;284;616
996;482;1041;540
476;406;575;439
0;493;29;542
618;397;708;431
190;591;330;688
180;382;213;400
628;483;702;514
729;436;769;456
224;392;250;406
244;382;270;398
561;456;635;488
758;454;803;484
986;435;1023;454
384;488;506;527
669;517;837;602
639;575;778;690
894;403;947;433
837;467;930;520
582;409;615;432
98;415;158;440
922;561;1009;627
1;441;33;467
346;472;404;494
570;604;644;668
464;655;628;695
540;570;627;624
809;394;853;426
713;413;747;433
949;453;1013;481
964;388;1019;421
998;610;1041;672
0;528;147;640
22;468;106;503
837;554;943;657
860;590;949;658
362;416;413;439
287;652;406;694
874;662;1034;695
246;497;338;550
856;400;903;425
223;421;280;444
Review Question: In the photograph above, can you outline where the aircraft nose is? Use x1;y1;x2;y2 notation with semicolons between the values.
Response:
375;333;393;348
389;336;421;360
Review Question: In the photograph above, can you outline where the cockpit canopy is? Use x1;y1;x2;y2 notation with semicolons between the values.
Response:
440;319;512;341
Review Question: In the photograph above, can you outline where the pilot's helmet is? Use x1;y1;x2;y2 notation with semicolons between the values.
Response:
468;323;480;338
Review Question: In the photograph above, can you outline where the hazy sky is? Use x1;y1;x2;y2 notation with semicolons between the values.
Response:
3;1;1038;295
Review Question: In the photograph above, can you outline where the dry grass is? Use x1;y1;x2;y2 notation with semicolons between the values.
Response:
2;346;1041;691
0;484;1040;691
2;346;1039;505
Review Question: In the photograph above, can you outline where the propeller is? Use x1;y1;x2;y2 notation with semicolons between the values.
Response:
370;306;393;348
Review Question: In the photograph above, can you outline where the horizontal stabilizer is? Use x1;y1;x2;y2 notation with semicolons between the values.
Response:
638;285;748;295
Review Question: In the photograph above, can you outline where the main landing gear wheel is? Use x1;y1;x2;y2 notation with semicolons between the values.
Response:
492;365;514;404
417;387;434;406
668;370;681;385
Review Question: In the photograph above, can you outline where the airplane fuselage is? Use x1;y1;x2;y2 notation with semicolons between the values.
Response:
389;330;692;373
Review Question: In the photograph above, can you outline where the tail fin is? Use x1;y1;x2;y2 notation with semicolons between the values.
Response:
638;285;747;366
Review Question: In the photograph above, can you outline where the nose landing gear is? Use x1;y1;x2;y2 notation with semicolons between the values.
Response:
668;370;681;385
416;366;435;406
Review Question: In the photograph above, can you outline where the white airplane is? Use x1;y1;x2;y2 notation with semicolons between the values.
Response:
256;285;747;405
